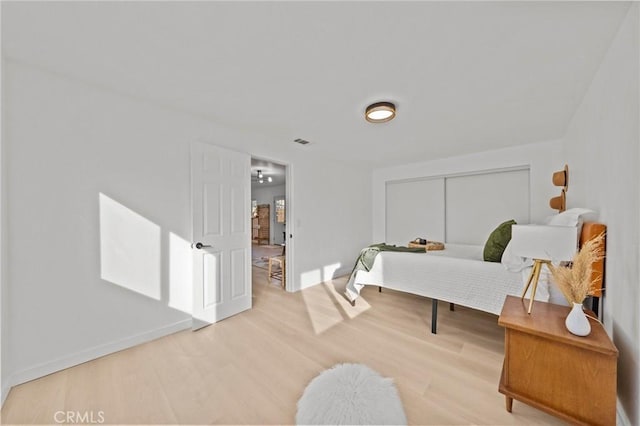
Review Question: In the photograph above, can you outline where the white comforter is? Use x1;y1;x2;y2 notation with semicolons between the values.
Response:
345;244;546;315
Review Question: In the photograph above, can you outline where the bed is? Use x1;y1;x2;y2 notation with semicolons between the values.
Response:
345;244;533;333
345;221;606;334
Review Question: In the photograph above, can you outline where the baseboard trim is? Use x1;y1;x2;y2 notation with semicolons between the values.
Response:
617;398;631;426
7;318;192;391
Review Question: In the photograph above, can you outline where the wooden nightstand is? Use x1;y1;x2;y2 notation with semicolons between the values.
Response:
498;295;618;426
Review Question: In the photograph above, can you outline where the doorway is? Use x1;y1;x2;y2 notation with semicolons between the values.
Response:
250;158;289;290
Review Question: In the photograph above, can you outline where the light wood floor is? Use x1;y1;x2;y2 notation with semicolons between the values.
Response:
1;267;563;425
251;243;284;261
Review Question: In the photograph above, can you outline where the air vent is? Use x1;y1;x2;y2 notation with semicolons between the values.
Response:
294;138;311;145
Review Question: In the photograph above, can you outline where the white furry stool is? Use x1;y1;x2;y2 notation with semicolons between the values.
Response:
296;363;407;425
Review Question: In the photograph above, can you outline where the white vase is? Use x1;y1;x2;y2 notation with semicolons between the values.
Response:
565;302;591;336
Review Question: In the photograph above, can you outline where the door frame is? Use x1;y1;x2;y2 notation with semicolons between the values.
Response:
250;155;294;292
284;162;294;292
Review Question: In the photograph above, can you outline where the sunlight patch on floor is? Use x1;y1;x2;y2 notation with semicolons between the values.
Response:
321;280;370;319
301;283;345;335
300;266;371;334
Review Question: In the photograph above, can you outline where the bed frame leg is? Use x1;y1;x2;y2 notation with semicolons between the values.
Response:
449;303;455;311
431;299;438;334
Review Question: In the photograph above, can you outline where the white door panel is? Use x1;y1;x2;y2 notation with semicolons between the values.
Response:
192;142;251;329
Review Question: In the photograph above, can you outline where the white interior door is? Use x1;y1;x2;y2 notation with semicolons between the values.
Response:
191;142;251;330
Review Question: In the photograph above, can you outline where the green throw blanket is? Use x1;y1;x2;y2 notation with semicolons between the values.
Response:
349;243;424;280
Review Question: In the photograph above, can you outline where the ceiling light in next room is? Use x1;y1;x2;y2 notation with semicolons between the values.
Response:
255;170;273;184
365;102;396;123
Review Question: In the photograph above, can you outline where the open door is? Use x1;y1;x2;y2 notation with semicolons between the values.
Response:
191;142;251;330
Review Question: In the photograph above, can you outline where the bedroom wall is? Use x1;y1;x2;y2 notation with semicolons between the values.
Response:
562;4;639;425
0;24;4;404
2;60;371;391
372;139;564;244
0;12;7;404
0;125;2;406
251;183;286;245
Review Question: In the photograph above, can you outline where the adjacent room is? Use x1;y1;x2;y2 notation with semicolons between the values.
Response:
0;1;638;425
250;158;288;289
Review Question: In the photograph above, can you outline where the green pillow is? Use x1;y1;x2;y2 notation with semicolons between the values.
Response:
483;219;517;262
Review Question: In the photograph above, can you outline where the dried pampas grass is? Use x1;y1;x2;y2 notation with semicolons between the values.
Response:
548;232;605;304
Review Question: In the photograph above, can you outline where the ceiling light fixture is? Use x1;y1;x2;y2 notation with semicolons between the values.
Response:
365;101;396;123
255;169;273;185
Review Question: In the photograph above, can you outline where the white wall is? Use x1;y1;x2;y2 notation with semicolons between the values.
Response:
0;11;5;402
0;3;8;403
251;183;286;245
3;60;371;390
0;128;3;403
372;140;564;244
562;4;639;424
294;162;371;285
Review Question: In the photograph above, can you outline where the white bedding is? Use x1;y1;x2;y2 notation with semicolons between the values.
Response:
345;244;546;316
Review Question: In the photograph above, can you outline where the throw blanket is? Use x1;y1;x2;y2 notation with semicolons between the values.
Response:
346;243;424;301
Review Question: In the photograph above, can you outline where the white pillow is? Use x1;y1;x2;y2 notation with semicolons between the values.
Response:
546;208;596;245
501;240;533;272
546;208;596;227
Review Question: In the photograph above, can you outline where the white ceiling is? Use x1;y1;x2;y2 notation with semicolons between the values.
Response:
2;1;631;168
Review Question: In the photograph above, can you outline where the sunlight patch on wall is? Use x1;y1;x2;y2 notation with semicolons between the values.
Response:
322;262;341;280
169;232;193;313
300;269;322;288
99;193;161;300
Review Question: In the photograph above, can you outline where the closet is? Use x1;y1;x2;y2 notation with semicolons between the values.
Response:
385;168;530;246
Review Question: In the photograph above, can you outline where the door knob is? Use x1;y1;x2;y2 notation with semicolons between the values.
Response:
193;242;212;249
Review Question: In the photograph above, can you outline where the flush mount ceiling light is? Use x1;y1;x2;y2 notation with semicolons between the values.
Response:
365;101;396;123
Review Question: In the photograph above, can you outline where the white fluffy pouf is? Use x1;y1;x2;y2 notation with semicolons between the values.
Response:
296;363;407;425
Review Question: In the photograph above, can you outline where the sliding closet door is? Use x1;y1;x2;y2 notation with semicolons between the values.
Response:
445;169;530;245
385;178;445;245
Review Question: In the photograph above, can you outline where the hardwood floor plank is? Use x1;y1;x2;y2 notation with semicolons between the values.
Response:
1;267;563;425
